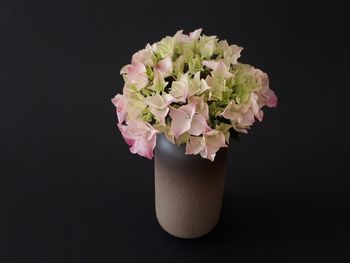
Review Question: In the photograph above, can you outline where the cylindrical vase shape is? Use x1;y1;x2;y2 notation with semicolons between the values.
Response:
154;135;228;239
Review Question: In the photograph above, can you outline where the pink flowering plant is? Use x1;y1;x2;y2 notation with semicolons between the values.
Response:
112;29;277;161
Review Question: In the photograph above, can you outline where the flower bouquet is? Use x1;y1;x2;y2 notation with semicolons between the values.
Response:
112;29;277;238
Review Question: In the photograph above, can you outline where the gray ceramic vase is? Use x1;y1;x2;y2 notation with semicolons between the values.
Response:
154;134;228;239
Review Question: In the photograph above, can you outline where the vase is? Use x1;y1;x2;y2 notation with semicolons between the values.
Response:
154;134;228;239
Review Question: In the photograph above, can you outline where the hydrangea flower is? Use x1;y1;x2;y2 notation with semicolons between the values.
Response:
112;29;277;161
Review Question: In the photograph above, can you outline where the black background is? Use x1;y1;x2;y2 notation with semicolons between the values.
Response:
1;0;349;262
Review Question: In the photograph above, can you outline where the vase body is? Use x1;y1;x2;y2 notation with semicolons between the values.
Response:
154;135;228;239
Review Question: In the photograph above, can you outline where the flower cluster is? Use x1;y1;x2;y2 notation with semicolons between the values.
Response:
112;29;277;161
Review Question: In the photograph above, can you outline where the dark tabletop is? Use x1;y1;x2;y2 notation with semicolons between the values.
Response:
1;0;349;262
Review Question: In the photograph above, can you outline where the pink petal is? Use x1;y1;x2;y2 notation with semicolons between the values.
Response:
117;123;136;146
213;61;233;79
240;109;255;127
203;60;232;79
169;75;189;103
130;62;146;74
155;56;173;78
221;100;240;120
144;93;164;109
189;95;210;120
173;30;191;43
188;115;212;136
200;102;209;120
264;89;278;108
259;70;269;93
257;70;278;108
120;65;129;74
118;121;158;159
229;44;243;64
129;133;156;160
178;103;196;117
256;109;264;122
111;94;127;123
189;28;203;40
162;93;174;105
144;93;173;122
131;44;154;67
150;107;169;125
169;106;193;138
250;93;264;121
202;145;219;161
185;136;204;155
232;125;248;134
128;121;148;136
202;60;219;70
204;130;227;148
122;62;149;90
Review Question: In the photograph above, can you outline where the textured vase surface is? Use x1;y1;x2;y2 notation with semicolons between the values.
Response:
154;135;228;239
